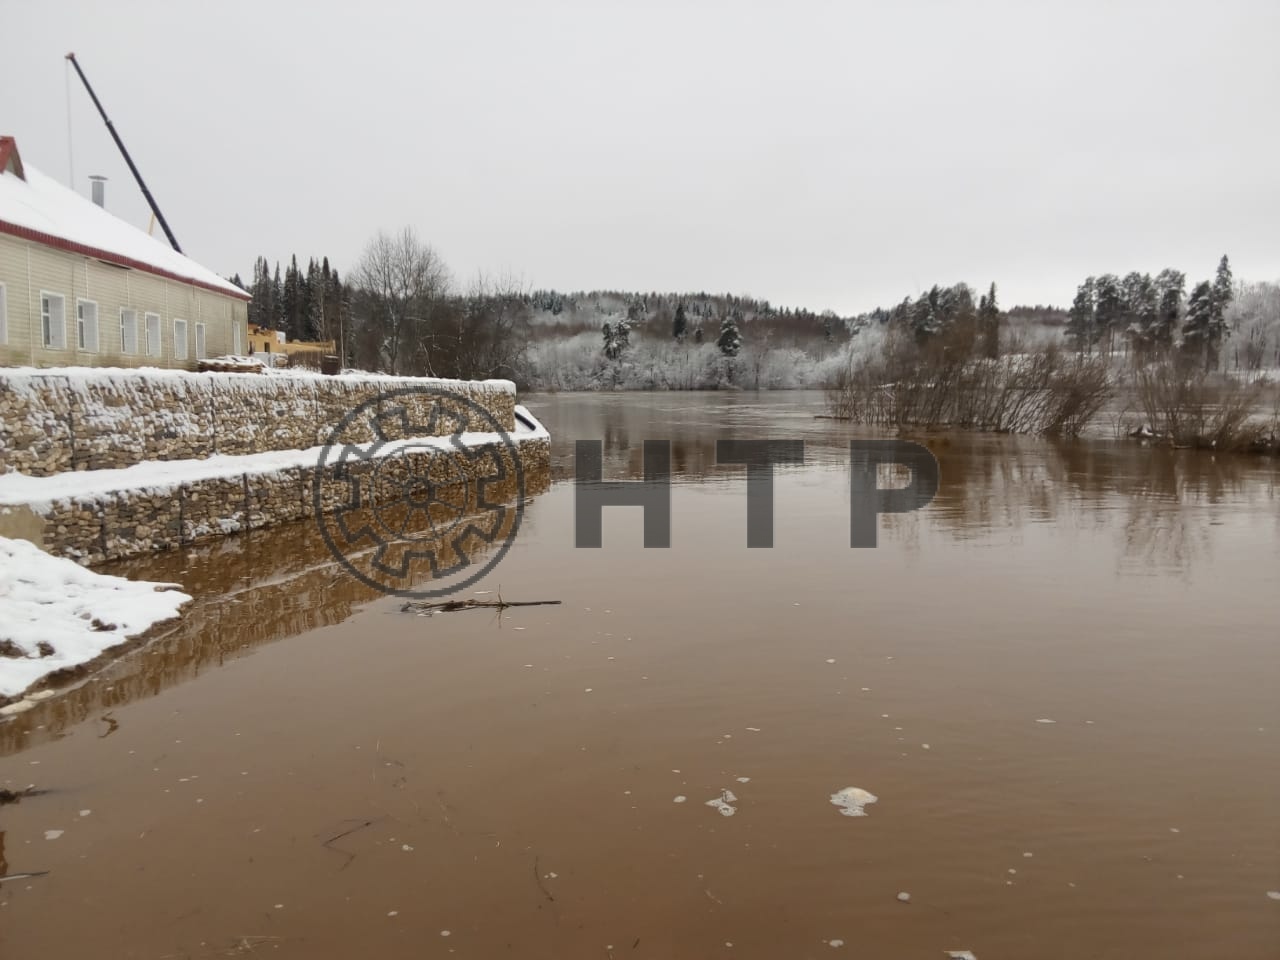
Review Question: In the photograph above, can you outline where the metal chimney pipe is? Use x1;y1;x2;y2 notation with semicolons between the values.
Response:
89;174;107;208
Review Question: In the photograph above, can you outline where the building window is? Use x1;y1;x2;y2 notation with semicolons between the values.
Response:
120;308;139;355
77;299;99;352
0;282;7;344
174;318;188;361
194;321;207;359
145;313;161;357
41;292;66;349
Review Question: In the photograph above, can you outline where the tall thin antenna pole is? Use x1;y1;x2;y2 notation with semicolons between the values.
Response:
64;52;183;253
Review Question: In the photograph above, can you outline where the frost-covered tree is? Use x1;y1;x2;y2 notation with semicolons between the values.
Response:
603;318;630;361
717;312;742;357
1181;280;1216;369
1121;272;1158;354
1209;255;1234;360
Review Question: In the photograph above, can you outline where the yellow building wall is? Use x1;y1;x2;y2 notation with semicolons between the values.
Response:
0;232;248;370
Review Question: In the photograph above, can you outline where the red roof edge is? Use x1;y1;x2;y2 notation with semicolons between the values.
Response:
0;218;252;301
0;136;26;181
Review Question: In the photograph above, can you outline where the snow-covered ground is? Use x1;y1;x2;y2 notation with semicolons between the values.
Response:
0;536;190;703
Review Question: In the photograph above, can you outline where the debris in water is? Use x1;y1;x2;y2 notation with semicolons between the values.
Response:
945;953;978;960
824;939;845;948
830;787;878;817
0;871;50;884
1022;852;1033;858
896;891;911;903
825;658;836;664
735;777;751;783
79;809;91;817
387;910;398;917
673;796;687;803
401;598;561;616
44;829;63;840
440;930;451;937
1169;827;1180;834
705;790;738;817
745;727;761;732
1266;891;1280;901
1035;718;1056;724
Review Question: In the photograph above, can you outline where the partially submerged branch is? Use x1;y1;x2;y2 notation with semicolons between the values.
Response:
400;598;562;615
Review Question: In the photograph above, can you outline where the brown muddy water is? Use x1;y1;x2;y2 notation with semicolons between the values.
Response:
2;391;1278;959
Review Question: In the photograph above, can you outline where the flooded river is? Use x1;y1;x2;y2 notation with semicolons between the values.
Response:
2;392;1278;959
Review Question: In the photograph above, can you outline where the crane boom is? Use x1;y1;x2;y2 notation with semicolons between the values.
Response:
64;52;183;253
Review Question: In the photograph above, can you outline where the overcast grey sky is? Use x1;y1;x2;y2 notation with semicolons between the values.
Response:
3;0;1277;313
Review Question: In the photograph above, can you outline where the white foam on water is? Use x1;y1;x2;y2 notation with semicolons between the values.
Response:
824;940;845;948
830;787;878;817
44;829;63;840
735;777;751;783
945;952;978;960
896;892;911;902
1266;891;1280;900
705;789;738;817
673;796;687;803
1035;718;1056;724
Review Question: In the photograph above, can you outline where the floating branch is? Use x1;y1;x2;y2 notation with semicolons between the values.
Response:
401;598;562;616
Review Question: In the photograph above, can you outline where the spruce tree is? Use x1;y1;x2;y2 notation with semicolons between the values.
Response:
1182;280;1215;369
1067;278;1096;353
271;263;285;331
717;312;742;357
1153;269;1185;347
1208;254;1233;365
1093;274;1124;355
673;302;688;342
980;282;999;358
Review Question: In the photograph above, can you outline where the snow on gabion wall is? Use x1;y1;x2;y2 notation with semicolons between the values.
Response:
12;436;551;565
0;369;516;476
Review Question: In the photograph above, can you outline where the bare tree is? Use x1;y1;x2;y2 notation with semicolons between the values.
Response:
349;227;450;374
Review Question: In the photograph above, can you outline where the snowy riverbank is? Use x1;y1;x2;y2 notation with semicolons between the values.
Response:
0;536;190;704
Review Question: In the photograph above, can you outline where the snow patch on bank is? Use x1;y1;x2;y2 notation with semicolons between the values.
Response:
0;536;190;699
